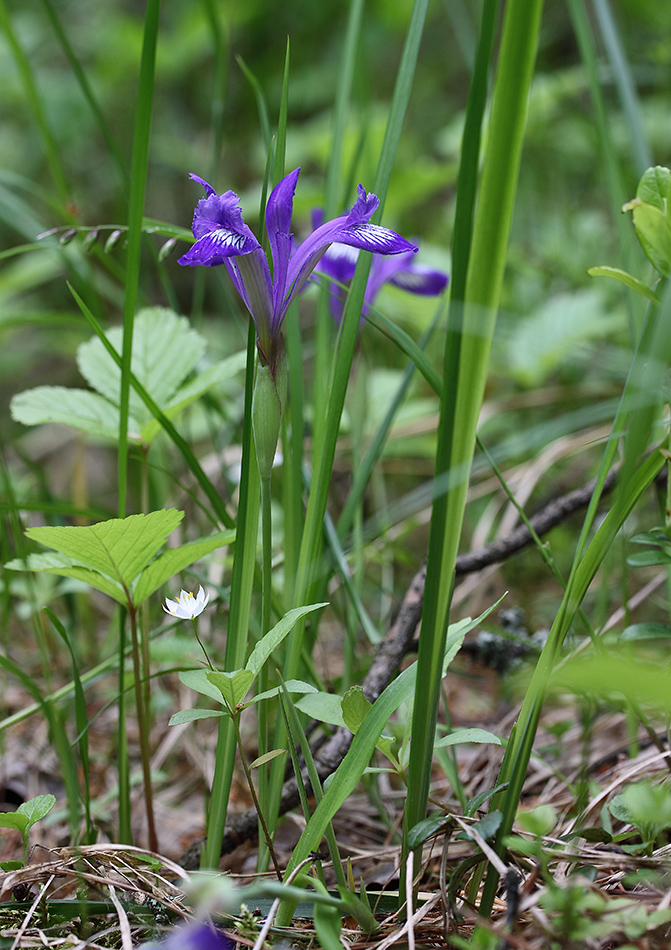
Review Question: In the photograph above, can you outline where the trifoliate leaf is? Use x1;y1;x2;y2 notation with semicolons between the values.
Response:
25;509;184;591
77;307;207;424
10;386;143;442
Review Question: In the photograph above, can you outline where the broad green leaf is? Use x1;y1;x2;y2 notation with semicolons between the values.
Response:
517;804;556;837
626;550;671;567
140;351;247;444
10;386;143;442
620;622;671;641
134;529;235;604
246;680;318;705
341;685;372;734
0;860;23;871
179;669;225;703
5;553;126;604
169;708;227;725
587;266;661;305
456;811;503;843
608;794;633;825
630;202;671;277
77;308;207;425
629;529;670;545
434;728;502;749
406;811;449;849
208;669;254;709
26;509;184;590
245;603;328;676
506;290;616;386
17;793;56;828
294;690;346;728
552;652;671;711
0;812;29;833
636;165;671;210
250;749;286;768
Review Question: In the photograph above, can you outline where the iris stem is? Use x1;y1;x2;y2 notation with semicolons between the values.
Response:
127;599;158;853
256;473;273;872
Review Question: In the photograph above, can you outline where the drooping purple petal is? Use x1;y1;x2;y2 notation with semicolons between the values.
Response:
282;186;418;320
266;168;300;322
389;261;449;296
315;242;359;286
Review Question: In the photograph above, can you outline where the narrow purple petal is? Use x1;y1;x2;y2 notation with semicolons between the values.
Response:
234;247;274;355
177;225;258;267
266;168;300;325
187;173;217;198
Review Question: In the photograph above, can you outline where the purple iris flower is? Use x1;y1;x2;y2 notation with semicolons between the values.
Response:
178;168;418;373
311;209;448;324
140;922;234;950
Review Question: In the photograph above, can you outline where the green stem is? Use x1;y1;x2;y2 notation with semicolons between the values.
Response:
127;601;158;853
117;608;131;844
232;710;282;880
256;474;273;872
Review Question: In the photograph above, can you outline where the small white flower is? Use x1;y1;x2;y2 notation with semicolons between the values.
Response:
163;585;210;620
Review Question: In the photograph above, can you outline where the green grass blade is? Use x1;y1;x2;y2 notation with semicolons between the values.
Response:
403;0;544;887
592;0;651;175
0;0;69;204
37;0;129;191
202;321;260;870
117;0;160;517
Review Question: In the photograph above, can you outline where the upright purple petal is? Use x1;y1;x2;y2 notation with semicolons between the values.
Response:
266;168;300;325
188;173;217;198
178;178;260;268
346;184;379;225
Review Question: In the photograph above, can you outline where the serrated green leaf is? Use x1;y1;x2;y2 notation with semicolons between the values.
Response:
140;351;246;444
5;552;127;604
179;669;227;703
341;686;372;734
587;266;661;305
169;708;227;725
17;793;56;828
77;308;207;424
26;509;184;591
245;603;328;676
10;386;143;442
208;669;254;709
0;813;29;833
134;528;235;604
434;728;501;749
250;749;286;768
